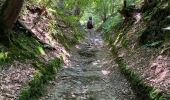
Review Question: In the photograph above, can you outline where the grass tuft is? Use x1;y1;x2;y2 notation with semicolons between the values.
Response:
19;58;61;100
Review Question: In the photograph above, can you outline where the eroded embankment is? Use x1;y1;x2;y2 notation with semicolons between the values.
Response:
106;13;170;99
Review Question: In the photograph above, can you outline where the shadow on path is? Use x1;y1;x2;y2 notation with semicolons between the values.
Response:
41;33;137;100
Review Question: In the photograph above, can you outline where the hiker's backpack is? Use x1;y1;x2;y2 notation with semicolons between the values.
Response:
87;20;93;29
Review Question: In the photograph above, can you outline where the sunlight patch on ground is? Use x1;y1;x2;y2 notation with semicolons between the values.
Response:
41;32;136;100
75;45;81;49
92;60;100;66
101;70;111;75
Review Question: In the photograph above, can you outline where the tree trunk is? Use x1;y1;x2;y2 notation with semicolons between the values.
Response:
0;0;24;35
101;1;108;22
101;14;107;22
123;0;127;8
169;0;170;9
72;5;81;16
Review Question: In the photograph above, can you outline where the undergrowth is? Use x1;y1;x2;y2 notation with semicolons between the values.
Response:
52;28;83;50
104;22;170;99
114;55;170;100
0;31;63;99
51;10;85;49
19;58;61;100
104;34;170;99
139;0;170;46
0;32;45;66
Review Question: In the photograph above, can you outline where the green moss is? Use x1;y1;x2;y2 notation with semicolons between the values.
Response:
110;44;170;100
139;0;170;46
0;32;44;66
52;28;84;50
102;0;170;99
104;31;170;99
19;58;61;100
1;33;61;99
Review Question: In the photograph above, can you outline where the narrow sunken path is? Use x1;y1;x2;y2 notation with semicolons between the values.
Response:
41;33;137;100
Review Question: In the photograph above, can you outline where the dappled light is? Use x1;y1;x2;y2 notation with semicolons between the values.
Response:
37;46;46;55
41;33;136;100
101;70;111;75
0;52;8;61
114;32;123;45
134;13;142;24
0;0;170;99
92;60;100;66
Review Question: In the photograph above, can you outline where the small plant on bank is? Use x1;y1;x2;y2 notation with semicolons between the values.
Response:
19;58;61;100
0;32;44;65
104;32;170;100
112;43;170;100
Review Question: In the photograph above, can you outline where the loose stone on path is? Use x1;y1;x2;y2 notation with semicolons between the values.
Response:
41;34;137;100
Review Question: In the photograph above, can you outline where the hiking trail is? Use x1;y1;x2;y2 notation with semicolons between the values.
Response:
41;32;137;100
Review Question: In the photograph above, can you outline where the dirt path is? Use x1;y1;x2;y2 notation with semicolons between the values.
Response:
41;33;137;100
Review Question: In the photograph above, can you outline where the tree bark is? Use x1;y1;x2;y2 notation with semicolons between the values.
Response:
123;0;127;8
73;6;80;16
0;0;24;34
169;0;170;9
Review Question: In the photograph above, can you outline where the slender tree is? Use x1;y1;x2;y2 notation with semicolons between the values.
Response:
94;0;115;22
169;0;170;9
0;0;24;40
72;2;81;16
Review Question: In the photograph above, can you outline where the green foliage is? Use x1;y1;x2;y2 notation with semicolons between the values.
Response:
121;37;129;49
113;51;170;99
104;35;170;99
163;29;170;42
93;0;115;19
37;46;46;55
102;14;123;32
11;32;44;55
0;32;45;65
102;1;170;98
0;49;8;63
139;0;170;47
104;30;170;99
51;10;85;47
27;0;51;6
19;58;61;100
52;29;81;49
64;0;90;10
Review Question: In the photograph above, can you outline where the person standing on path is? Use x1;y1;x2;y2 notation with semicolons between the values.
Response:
87;16;95;45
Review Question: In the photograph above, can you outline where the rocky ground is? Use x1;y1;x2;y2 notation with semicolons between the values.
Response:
0;5;70;99
0;49;68;100
0;61;36;100
120;47;170;93
116;20;170;94
41;33;137;100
